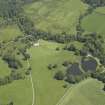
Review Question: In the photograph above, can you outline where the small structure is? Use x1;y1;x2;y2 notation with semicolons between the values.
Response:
34;41;40;47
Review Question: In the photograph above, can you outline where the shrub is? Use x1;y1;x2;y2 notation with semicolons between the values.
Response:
56;47;60;51
48;64;53;70
53;64;58;68
54;71;64;80
62;61;71;67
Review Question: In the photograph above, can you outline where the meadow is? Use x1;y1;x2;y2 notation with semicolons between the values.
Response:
24;0;88;34
0;78;33;105
28;40;81;105
0;58;11;78
58;78;105;105
0;24;22;41
81;8;105;36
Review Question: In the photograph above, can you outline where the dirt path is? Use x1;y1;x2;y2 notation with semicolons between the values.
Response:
27;60;35;105
30;73;35;105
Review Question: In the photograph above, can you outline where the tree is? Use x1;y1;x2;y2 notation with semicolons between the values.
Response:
54;71;64;80
56;47;60;51
0;0;22;19
53;64;58;68
68;44;76;51
82;0;105;7
62;61;71;67
48;64;53;70
66;75;76;84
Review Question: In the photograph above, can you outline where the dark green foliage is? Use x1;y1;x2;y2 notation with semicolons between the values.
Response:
103;84;105;91
25;67;32;75
64;44;76;51
17;15;36;36
10;72;24;80
82;0;105;7
53;64;58;69
62;61;71;67
66;75;76;84
2;55;22;69
54;71;64;80
48;64;53;70
91;71;105;83
63;84;68;88
56;47;60;51
0;0;22;19
48;64;58;70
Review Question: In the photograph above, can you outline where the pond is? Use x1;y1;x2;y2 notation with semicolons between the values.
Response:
81;57;98;72
67;63;82;76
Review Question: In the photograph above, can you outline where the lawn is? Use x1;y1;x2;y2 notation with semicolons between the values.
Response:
28;40;81;105
0;58;11;78
24;0;88;34
81;12;105;36
57;78;105;105
0;24;22;41
0;78;33;105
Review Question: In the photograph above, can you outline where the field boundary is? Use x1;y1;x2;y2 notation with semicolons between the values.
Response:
55;86;72;105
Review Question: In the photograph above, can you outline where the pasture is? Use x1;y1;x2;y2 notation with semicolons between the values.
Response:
24;0;88;34
81;12;105;36
28;40;81;105
0;58;11;78
0;78;32;105
56;78;105;105
0;24;22;41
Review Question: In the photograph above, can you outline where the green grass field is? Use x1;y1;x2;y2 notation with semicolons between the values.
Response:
95;7;105;14
0;78;32;105
57;78;105;105
24;0;88;34
0;24;22;41
0;58;11;78
28;40;81;105
81;11;105;36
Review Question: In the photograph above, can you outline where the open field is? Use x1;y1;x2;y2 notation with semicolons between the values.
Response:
0;78;32;105
95;7;105;14
0;58;11;78
28;40;81;105
56;78;105;105
0;24;22;41
81;12;105;36
24;0;88;34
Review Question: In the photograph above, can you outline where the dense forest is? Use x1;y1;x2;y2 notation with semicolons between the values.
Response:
82;0;105;7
